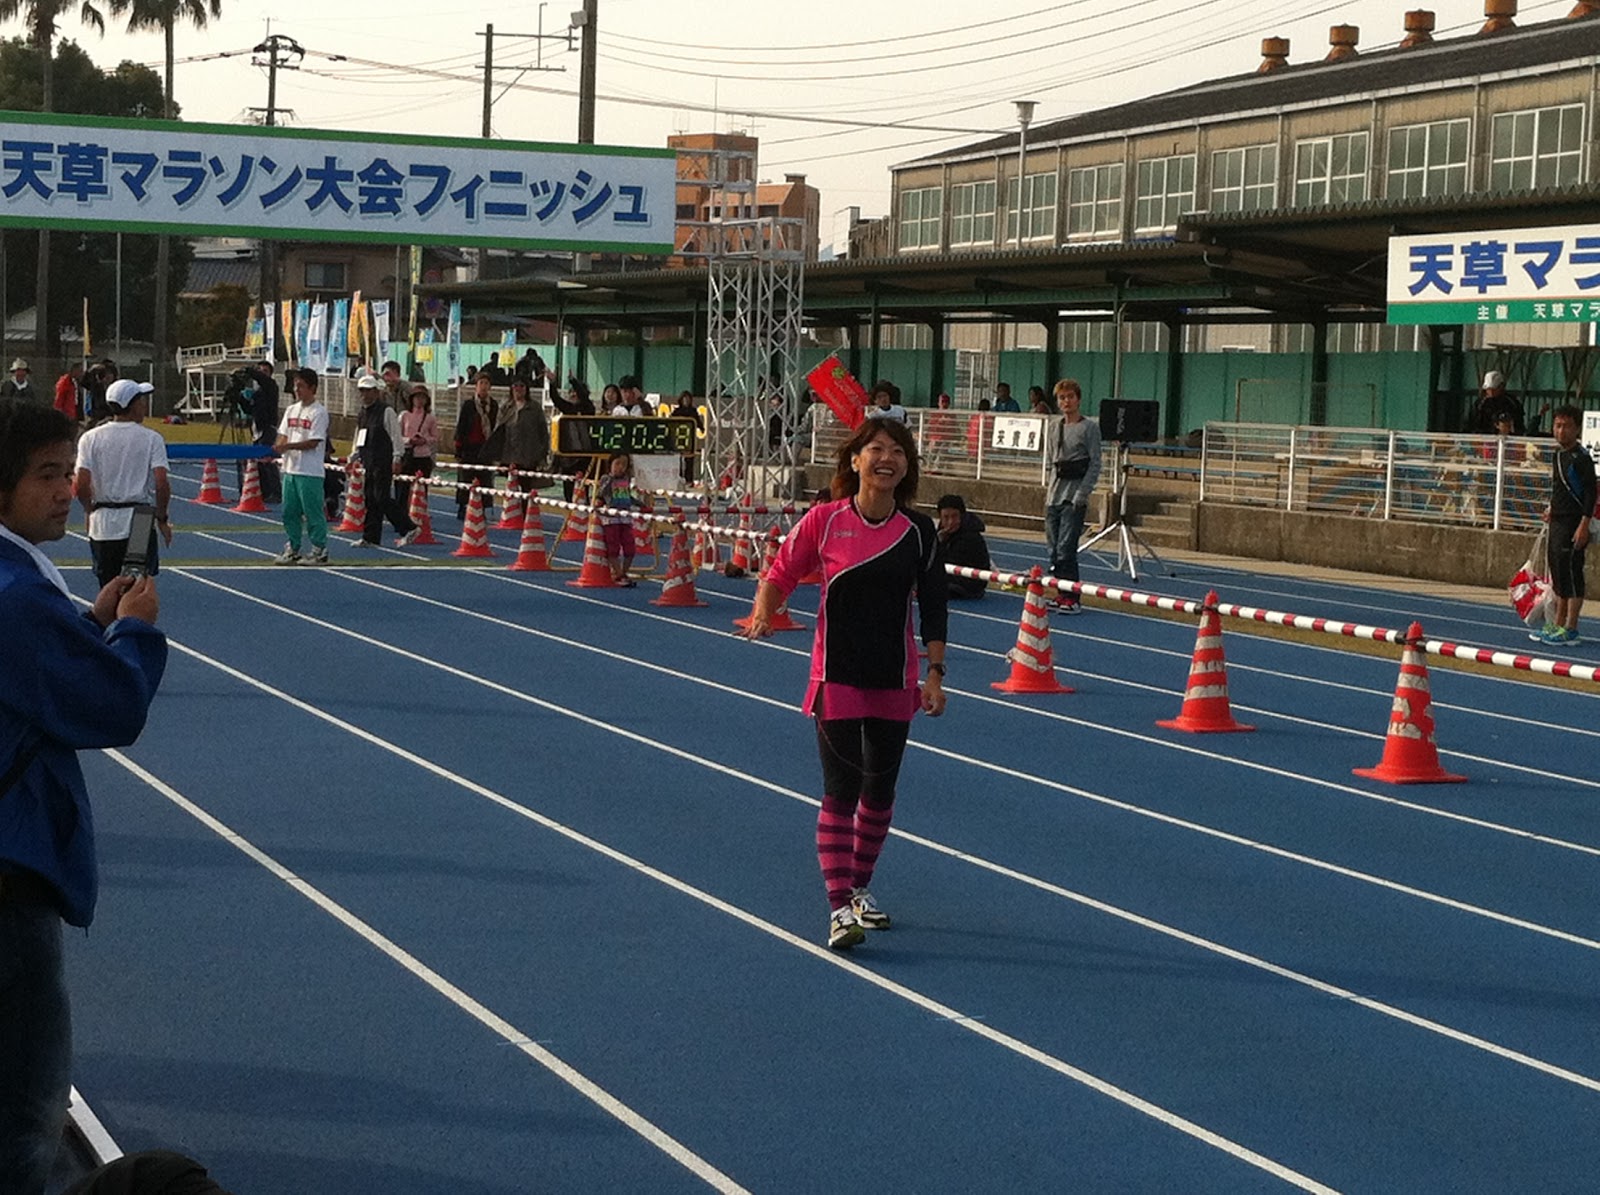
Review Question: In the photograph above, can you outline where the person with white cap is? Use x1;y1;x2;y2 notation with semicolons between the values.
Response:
351;372;419;548
1472;369;1524;435
0;358;33;402
73;378;172;588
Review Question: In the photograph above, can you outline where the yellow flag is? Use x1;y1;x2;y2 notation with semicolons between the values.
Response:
81;298;91;356
348;290;363;357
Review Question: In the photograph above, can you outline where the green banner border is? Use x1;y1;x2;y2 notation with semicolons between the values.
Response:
0;108;676;159
1388;298;1600;325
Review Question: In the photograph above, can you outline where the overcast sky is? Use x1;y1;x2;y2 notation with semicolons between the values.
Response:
27;0;1578;248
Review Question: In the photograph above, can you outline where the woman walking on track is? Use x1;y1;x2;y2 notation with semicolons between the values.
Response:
743;417;948;950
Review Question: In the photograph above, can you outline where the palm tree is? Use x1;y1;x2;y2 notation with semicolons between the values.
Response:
0;0;107;357
111;0;221;387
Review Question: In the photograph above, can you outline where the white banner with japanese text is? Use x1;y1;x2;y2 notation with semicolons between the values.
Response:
1388;223;1600;325
0;110;677;253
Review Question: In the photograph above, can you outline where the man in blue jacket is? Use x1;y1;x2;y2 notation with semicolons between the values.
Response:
0;400;167;1193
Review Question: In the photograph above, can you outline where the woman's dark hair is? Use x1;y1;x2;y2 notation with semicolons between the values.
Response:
0;400;74;494
408;387;432;412
869;379;900;404
830;417;920;505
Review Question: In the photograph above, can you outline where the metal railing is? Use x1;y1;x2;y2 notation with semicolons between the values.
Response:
1200;422;1553;531
802;406;1081;486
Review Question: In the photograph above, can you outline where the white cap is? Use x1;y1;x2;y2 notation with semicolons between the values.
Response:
355;373;382;390
106;379;154;408
1482;370;1505;390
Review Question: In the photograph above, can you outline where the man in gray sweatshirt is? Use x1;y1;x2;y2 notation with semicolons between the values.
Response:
1043;379;1102;612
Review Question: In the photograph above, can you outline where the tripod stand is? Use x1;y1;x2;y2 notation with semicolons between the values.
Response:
1079;440;1172;581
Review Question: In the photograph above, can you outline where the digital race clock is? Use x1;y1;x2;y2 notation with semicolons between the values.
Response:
554;416;699;456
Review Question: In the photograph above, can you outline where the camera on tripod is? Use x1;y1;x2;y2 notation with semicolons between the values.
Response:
222;367;255;423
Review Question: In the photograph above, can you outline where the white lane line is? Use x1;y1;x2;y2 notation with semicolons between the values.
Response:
101;748;751;1195
138;633;1338;1194
160;570;1600;1099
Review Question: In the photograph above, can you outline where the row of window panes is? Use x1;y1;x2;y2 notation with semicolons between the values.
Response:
898;104;1586;249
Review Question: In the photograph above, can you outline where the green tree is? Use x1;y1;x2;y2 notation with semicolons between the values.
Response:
175;282;250;348
109;0;222;387
0;1;109;355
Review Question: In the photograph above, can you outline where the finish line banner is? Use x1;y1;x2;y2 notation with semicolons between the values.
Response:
1387;222;1600;325
0;110;677;253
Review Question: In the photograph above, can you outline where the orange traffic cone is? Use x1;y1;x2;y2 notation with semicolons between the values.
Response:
729;510;755;573
651;528;708;607
1354;622;1466;784
451;487;495;558
405;476;438;545
560;481;590;542
497;471;526;530
337;460;367;531
232;459;268;512
1158;591;1253;733
196;458;224;504
566;505;616;588
734;534;804;631
509;498;551;571
634;496;658;564
691;526;720;572
992;567;1074;694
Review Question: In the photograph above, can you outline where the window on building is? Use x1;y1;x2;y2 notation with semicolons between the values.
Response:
1005;172;1058;243
1067;163;1123;238
950;180;997;248
1123;321;1169;353
1133;154;1196;232
897;186;942;251
1490;104;1584;191
1060;321;1115;352
304;262;347;290
1386;119;1469;199
1293;132;1368;206
1210;144;1277;212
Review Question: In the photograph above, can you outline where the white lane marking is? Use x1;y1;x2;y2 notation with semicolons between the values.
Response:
101;748;751;1195
135;632;1337;1193
161;570;1600;1098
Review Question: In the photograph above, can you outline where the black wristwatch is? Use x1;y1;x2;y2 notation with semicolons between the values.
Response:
929;662;947;677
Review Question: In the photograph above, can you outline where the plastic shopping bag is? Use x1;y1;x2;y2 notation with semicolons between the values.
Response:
1508;527;1556;629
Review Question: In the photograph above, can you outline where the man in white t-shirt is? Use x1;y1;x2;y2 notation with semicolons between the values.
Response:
74;378;172;587
273;368;330;565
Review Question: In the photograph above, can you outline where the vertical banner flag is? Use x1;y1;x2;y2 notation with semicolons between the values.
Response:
244;306;264;351
307;302;328;373
281;302;295;360
416;327;434;364
327;299;350;375
294;300;311;366
372;300;391;366
407;245;422;357
447;300;462;381
348;290;364;360
81;298;91;356
359;301;374;367
263;301;277;363
499;328;517;367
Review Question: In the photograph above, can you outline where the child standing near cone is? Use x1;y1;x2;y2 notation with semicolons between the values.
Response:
742;417;948;951
597;453;645;587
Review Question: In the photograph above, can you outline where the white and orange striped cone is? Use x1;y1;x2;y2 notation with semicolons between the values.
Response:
337;460;367;531
451;487;495;558
508;498;551;571
733;534;804;631
567;505;616;588
196;458;224;504
1353;622;1466;784
405;476;438;545
992;566;1074;694
1157;591;1253;733
692;521;721;571
728;510;755;573
232;459;268;512
496;471;526;530
651;528;708;607
633;496;658;564
560;482;590;542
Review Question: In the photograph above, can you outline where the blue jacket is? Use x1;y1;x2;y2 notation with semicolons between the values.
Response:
0;537;167;926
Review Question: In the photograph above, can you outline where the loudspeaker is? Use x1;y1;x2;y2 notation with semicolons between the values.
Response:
1097;399;1160;443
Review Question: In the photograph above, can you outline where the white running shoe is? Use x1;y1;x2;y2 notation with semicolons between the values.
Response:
301;547;330;566
828;906;866;950
850;887;891;930
395;530;419;548
272;546;301;565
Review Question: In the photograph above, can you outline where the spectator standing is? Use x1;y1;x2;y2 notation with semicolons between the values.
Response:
742;418;948;950
249;360;281;504
935;493;992;598
73;379;173;589
991;381;1020;413
0;358;34;402
966;397;991;458
351;373;419;549
610;379;646;417
1043;379;1102;613
0;400;166;1194
52;362;82;423
671;390;703;484
499;375;551;502
865;379;906;422
81;360;118;428
453;373;499;520
273;368;331;565
1537;404;1596;645
1472;370;1524;435
397;384;439;507
551;379;597;502
379;359;408;411
597;452;644;586
1029;386;1056;415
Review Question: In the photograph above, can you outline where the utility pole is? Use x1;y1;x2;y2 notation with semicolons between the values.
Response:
477;21;568;139
251;34;304;362
577;0;597;144
481;23;494;138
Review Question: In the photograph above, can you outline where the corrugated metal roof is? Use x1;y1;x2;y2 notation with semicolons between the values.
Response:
181;258;258;298
904;14;1600;168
